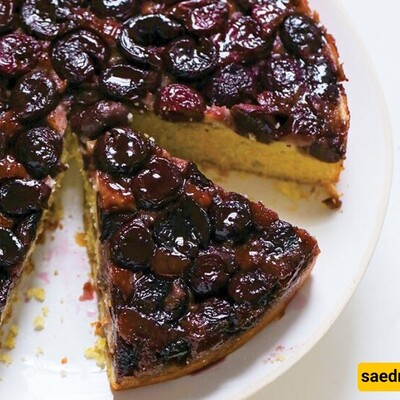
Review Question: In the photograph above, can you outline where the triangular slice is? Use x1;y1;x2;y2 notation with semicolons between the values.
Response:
76;124;319;389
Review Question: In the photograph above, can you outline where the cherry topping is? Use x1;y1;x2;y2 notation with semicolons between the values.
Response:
15;211;42;248
0;0;15;33
51;29;108;84
171;0;228;35
92;0;135;20
155;84;205;122
189;252;233;296
0;227;25;268
0;179;51;216
210;193;253;243
280;14;323;59
235;236;274;271
71;100;129;140
206;63;259;108
0;34;40;77
0;132;6;159
157;339;191;363
164;37;218;81
94;127;149;177
10;71;58;121
163;278;188;320
16;127;63;179
228;270;277;306
119;14;182;68
114;338;138;377
99;211;135;241
100;64;157;102
151;247;191;278
110;220;154;270
132;157;183;209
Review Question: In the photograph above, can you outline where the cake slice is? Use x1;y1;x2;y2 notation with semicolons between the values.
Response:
76;124;319;389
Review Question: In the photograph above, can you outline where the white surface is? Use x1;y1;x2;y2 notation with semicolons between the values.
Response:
0;1;395;399
251;0;400;399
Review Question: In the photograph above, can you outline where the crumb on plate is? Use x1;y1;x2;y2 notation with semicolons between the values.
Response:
26;287;46;302
84;338;107;369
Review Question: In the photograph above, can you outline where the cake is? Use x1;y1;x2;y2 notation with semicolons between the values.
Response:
0;0;347;390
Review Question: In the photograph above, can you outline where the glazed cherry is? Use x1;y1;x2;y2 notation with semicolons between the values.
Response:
10;71;58;121
151;247;191;278
119;14;182;68
228;270;277;306
158;339;191;363
188;252;233;296
100;64;157;102
211;193;253;243
110;220;154;270
164;37;218;81
99;211;135;242
21;0;64;39
16;127;63;179
231;104;278;143
171;0;228;35
280;14;323;59
0;179;51;216
92;0;135;20
291;105;322;138
71;100;129;140
0;34;40;77
114;338;138;377
155;84;205;122
206;63;259;108
163;279;188;320
52;29;108;84
15;212;42;248
94;127;149;176
0;0;15;33
235;237;274;271
132;157;183;209
0;227;25;268
219;16;269;62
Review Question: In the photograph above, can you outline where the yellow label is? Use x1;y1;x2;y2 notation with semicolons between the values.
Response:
358;363;400;391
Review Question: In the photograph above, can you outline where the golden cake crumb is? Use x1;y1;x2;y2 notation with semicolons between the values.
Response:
34;315;45;331
75;232;87;247
84;338;106;369
4;325;18;350
42;307;49;317
26;287;46;302
0;352;12;365
61;357;68;364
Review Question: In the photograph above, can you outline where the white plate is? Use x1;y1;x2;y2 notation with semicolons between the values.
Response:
0;0;392;399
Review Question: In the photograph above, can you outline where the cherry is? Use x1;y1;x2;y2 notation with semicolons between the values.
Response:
92;0;135;20
0;179;51;216
228;270;277;306
51;29;108;84
157;339;191;363
100;64;157;102
94;127;149;177
171;0;228;35
16;127;63;179
164;37;218;81
280;14;323;59
155;84;205;122
0;227;25;268
132;157;183;209
119;14;182;68
110;220;154;270
114;338;138;377
10;71;58;121
151;247;191;278
0;0;15;33
15;212;42;248
235;236;274;271
99;211;135;242
206;63;259;108
71;100;129;140
163;279;188;320
210;193;253;243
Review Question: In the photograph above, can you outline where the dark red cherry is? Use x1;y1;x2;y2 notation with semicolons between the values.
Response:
0;0;15;33
21;0;64;39
0;34;40;77
119;14;182;68
211;193;252;243
228;270;277;306
10;71;58;121
110;220;154;270
164;37;218;81
94;127;149;176
132;157;183;209
231;104;278;143
114;338;138;377
0;227;25;268
171;0;228;35
280;14;323;59
158;339;191;363
15;211;42;248
291;105;322;138
100;64;157;102
155;84;205;122
16;127;63;179
0;179;51;216
151;247;191;278
206;63;259;108
189;252;233;296
162;279;188;320
92;0;135;20
71;100;129;140
99;211;135;242
235;236;274;271
52;29;108;84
